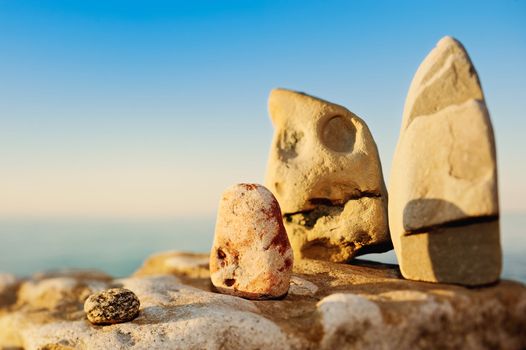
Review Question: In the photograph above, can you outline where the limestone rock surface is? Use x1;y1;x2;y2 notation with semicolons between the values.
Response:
265;88;390;262
84;288;140;325
1;252;525;350
389;36;501;285
135;251;209;278
210;183;294;299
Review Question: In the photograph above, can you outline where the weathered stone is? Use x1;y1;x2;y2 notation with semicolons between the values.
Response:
317;293;383;349
210;183;294;299
1;253;525;350
135;251;210;278
265;88;390;262
289;276;319;297
18;276;108;311
389;36;501;285
84;288;140;325
0;271;111;348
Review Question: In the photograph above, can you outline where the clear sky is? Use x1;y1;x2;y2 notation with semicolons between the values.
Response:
1;0;525;219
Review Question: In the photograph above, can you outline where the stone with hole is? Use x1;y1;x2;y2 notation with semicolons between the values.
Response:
265;88;390;262
388;36;501;286
210;183;293;299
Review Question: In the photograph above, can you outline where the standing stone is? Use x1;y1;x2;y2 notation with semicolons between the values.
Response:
265;88;390;262
210;183;293;299
84;288;140;325
389;36;501;286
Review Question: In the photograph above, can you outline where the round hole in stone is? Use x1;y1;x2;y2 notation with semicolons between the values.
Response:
320;115;356;153
224;278;236;287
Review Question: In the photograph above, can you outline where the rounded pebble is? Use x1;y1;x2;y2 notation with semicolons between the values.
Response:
210;183;294;300
84;288;140;325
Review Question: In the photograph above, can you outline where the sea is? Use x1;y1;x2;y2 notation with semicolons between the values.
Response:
0;213;524;283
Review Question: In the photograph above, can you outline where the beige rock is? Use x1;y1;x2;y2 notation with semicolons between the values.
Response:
265;89;390;262
397;221;501;286
289;276;319;297
17;275;295;350
389;36;501;285
0;271;111;348
17;276;109;311
1;254;525;350
210;183;294;299
135;251;210;278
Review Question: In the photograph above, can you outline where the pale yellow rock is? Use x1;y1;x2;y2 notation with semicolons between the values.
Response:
389;36;501;285
265;89;390;262
18;277;108;311
134;251;210;278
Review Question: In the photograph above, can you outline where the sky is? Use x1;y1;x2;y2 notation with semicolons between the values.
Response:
1;0;525;219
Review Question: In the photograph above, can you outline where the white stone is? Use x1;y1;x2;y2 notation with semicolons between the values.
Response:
317;293;384;349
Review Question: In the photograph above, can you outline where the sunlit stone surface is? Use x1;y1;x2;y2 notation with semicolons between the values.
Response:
389;36;501;285
265;88;390;262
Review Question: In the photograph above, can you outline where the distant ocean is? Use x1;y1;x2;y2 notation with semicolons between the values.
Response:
1;213;524;283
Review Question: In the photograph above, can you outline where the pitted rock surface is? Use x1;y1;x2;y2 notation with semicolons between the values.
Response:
265;88;390;262
84;288;140;325
210;183;294;299
0;253;525;349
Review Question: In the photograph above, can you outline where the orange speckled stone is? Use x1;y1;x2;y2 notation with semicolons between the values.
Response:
210;183;293;299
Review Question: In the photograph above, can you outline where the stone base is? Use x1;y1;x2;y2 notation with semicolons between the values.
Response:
397;220;502;286
1;250;523;350
284;196;391;262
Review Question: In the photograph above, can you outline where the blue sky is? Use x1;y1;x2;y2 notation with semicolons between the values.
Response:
1;0;525;218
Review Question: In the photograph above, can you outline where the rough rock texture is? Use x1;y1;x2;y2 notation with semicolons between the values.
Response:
210;183;294;299
265;88;390;262
84;288;140;325
1;252;525;350
389;36;501;285
0;269;112;348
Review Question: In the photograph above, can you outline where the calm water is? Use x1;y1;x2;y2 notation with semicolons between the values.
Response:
0;214;524;283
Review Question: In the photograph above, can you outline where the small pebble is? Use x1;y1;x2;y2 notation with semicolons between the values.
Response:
84;288;140;325
210;183;294;300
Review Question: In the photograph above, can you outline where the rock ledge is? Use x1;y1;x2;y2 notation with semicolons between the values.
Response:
0;252;524;349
